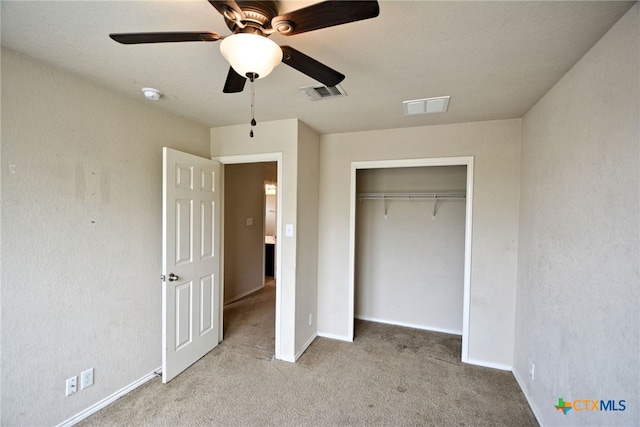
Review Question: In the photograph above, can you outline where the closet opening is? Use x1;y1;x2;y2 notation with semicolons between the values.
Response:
348;157;474;362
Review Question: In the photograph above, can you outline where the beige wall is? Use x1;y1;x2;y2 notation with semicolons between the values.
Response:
317;119;521;368
514;5;639;425
1;48;210;425
294;121;320;354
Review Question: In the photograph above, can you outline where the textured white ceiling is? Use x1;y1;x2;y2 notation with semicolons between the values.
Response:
1;1;635;134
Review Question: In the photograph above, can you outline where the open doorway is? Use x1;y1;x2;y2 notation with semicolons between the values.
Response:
222;161;278;359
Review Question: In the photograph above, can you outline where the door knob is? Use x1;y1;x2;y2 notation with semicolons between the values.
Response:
168;273;179;282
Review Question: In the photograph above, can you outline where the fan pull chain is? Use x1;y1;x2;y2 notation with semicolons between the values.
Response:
248;73;257;138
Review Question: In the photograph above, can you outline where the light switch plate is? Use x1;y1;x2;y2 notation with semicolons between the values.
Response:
285;224;294;237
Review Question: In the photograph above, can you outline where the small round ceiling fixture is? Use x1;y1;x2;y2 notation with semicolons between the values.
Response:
142;87;162;101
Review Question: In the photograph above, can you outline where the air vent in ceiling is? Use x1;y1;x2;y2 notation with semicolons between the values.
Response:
403;96;450;115
299;84;347;101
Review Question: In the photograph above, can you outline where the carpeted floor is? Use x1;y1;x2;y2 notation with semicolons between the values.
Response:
79;280;538;426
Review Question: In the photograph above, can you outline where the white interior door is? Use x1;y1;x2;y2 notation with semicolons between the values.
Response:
162;147;221;383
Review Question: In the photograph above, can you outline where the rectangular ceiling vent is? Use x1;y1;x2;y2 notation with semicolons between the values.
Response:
403;96;450;115
299;84;347;101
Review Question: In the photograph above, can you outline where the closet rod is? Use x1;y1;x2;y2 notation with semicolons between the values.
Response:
357;192;466;201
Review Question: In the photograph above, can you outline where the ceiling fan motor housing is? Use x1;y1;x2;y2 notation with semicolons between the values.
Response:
223;1;280;35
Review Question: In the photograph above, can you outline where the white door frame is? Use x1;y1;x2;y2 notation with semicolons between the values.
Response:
348;156;474;363
213;152;283;360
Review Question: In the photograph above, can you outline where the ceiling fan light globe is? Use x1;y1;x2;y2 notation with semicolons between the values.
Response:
220;33;282;79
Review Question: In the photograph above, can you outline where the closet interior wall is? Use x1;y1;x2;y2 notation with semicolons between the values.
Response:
355;166;467;334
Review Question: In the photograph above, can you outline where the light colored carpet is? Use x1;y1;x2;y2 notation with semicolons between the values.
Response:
79;281;537;426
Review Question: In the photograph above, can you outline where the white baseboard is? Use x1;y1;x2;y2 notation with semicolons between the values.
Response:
275;332;319;363
57;367;162;427
317;331;353;342
355;315;463;336
294;332;318;362
276;353;296;363
463;357;512;371
512;367;544;425
223;284;264;305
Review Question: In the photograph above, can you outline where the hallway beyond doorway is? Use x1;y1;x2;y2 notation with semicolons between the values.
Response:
223;279;276;360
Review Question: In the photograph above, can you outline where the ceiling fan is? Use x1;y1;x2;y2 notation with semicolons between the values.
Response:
110;1;380;94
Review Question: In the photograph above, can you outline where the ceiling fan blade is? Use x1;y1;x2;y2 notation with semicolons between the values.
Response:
109;32;222;44
281;46;345;87
208;1;245;22
223;67;247;93
272;1;379;36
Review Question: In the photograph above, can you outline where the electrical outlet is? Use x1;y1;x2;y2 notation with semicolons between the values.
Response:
529;362;535;381
308;313;313;326
66;376;77;396
81;368;94;390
